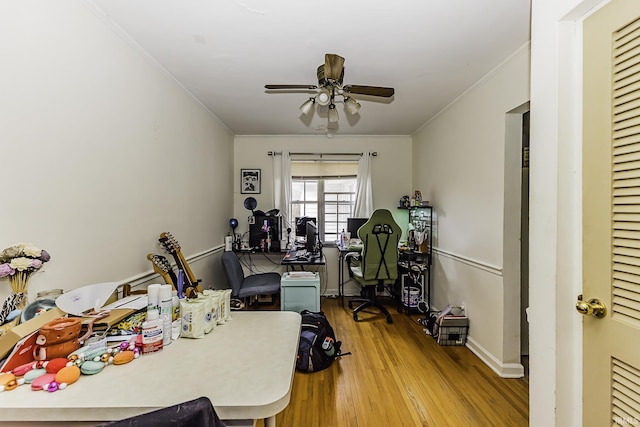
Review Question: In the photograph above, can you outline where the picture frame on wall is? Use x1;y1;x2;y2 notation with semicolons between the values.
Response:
241;169;261;194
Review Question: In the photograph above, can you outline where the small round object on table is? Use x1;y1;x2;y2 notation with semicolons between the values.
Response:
24;368;47;384
45;358;69;374
112;350;135;365
31;373;56;391
12;362;34;377
55;365;81;386
80;360;105;375
0;372;17;391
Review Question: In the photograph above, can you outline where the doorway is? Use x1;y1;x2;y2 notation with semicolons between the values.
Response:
520;111;530;378
504;102;530;379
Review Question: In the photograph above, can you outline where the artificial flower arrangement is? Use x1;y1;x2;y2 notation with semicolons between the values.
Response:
0;243;51;326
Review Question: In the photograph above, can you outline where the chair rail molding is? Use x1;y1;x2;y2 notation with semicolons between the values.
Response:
119;245;224;292
433;248;503;276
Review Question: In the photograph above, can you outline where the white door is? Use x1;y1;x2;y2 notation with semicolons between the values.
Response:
583;0;640;424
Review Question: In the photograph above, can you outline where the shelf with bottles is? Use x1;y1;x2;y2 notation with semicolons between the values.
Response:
408;208;432;232
398;205;432;257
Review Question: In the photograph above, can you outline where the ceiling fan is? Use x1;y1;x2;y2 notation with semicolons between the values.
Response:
265;53;395;125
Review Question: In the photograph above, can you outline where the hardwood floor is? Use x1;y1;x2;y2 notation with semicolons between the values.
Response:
253;296;529;427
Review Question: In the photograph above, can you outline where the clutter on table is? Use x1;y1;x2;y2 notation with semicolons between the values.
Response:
0;280;234;394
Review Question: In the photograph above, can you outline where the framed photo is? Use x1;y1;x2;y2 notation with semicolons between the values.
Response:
241;169;261;194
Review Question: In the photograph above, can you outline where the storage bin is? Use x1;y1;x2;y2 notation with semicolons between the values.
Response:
437;316;468;346
402;286;421;308
280;272;320;313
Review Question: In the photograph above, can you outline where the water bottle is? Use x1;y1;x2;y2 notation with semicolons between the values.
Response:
322;337;335;357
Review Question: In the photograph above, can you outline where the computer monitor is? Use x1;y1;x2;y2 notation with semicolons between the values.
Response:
305;220;318;254
295;217;316;237
249;215;281;252
347;217;368;238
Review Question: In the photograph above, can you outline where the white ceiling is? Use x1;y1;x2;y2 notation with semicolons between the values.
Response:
88;0;531;136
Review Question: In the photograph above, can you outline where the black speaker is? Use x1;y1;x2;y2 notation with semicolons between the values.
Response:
249;215;281;252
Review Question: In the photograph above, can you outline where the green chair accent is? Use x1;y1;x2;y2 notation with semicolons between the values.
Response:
347;209;401;323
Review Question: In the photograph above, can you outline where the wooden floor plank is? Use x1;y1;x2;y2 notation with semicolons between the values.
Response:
253;296;529;426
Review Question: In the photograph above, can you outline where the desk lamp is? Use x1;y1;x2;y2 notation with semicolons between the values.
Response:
229;218;239;250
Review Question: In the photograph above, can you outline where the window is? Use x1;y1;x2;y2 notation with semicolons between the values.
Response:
291;180;318;221
291;160;358;244
324;179;356;242
291;178;356;243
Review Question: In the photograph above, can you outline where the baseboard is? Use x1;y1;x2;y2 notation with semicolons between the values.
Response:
465;336;525;378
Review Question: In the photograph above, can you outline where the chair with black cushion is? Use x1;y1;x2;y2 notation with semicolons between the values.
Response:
347;209;401;323
221;251;281;303
101;396;226;426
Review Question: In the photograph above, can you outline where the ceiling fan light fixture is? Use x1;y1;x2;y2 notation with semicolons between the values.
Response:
299;97;315;115
316;88;331;106
328;104;339;123
344;97;361;115
265;54;396;133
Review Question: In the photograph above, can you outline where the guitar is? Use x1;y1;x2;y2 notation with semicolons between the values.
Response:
158;232;202;294
146;253;177;288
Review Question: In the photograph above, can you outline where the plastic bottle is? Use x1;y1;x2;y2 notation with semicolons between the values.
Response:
341;229;347;249
322;336;335;357
147;283;162;312
159;284;173;346
171;289;180;322
141;309;163;354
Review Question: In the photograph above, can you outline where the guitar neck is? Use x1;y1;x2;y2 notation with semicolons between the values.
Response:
167;252;195;286
174;248;198;284
147;254;177;289
159;232;201;292
157;270;174;287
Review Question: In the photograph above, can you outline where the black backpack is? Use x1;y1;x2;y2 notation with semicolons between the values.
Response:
296;310;346;372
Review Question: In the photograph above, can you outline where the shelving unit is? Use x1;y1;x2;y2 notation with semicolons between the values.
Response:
397;205;433;314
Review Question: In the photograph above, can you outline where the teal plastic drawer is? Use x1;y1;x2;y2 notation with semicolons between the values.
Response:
280;272;320;312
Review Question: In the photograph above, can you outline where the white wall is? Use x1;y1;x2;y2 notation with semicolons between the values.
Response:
233;135;412;295
0;1;234;301
411;46;530;377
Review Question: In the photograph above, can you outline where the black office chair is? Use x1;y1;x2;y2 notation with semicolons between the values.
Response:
221;251;281;303
101;396;226;426
347;209;401;323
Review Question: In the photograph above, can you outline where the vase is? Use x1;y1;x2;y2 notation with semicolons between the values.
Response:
14;292;27;312
9;272;30;309
0;291;27;333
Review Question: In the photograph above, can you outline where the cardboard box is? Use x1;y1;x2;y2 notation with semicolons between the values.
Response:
0;307;64;362
78;308;138;332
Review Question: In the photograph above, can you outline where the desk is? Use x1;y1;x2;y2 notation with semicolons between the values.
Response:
337;245;362;307
281;250;326;269
0;311;301;427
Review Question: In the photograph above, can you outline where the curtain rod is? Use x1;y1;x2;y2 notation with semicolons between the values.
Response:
267;151;377;157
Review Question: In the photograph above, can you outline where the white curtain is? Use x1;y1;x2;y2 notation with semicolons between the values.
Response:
353;150;373;217
273;151;292;242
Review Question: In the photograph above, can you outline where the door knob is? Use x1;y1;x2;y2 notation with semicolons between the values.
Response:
576;294;607;318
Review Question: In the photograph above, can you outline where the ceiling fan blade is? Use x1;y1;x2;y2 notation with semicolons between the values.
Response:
265;84;318;90
324;54;345;81
343;85;395;98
